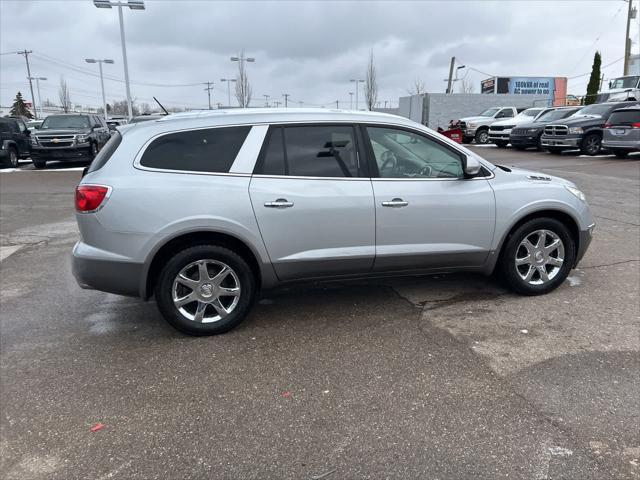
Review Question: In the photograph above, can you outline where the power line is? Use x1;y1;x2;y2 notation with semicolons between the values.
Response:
567;56;625;80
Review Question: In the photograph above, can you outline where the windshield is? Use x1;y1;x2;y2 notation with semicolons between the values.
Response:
609;76;640;90
478;108;499;117
572;104;612;117
520;108;543;118
535;108;580;122
40;115;90;130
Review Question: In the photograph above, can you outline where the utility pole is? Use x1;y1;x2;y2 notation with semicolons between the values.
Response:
446;56;455;94
350;79;364;110
623;0;636;75
283;93;290;107
263;94;270;107
17;50;37;119
335;100;339;109
349;92;354;109
274;101;281;108
204;82;214;110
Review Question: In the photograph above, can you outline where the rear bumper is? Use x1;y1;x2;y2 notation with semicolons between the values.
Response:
602;139;640;150
540;136;581;148
72;242;143;297
31;146;92;161
575;223;595;266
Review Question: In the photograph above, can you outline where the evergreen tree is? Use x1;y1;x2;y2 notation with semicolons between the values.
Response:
584;51;602;105
9;91;34;119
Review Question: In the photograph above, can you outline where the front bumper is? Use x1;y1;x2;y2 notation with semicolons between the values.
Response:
31;145;92;161
488;131;511;142
72;241;144;298
540;135;581;148
575;223;595;266
509;134;539;147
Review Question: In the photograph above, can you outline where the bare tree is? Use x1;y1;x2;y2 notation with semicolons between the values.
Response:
364;50;378;110
234;51;252;108
458;78;475;93
407;77;426;95
58;77;72;113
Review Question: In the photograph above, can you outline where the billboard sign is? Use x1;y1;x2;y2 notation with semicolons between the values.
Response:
480;76;568;106
480;77;495;94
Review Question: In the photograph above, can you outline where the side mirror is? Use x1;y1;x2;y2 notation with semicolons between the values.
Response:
25;129;31;136
463;155;481;177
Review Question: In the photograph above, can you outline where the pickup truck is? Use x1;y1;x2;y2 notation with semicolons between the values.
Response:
541;102;640;155
488;107;551;148
0;116;31;168
459;107;525;144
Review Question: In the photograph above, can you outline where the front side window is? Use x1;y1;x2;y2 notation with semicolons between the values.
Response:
497;109;514;118
256;125;360;178
367;127;463;179
140;126;250;173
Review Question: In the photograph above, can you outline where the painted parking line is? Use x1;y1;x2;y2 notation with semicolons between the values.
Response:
0;245;22;262
0;167;85;173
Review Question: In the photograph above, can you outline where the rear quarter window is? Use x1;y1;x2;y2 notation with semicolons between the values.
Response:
140;126;250;173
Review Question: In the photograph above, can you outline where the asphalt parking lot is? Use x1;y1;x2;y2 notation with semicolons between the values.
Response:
1;147;638;479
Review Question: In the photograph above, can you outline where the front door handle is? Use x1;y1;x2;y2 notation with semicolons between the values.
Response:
382;198;409;208
264;198;294;208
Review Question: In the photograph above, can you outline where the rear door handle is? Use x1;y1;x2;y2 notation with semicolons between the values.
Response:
264;198;294;208
382;198;409;208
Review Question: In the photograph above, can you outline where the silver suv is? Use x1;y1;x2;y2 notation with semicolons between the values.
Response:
73;109;595;335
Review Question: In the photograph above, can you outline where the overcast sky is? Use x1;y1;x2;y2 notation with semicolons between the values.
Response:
0;0;637;113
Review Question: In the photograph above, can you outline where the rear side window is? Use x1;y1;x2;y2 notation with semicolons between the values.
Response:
608;110;640;125
87;131;122;173
255;125;360;178
140;126;250;173
0;119;10;134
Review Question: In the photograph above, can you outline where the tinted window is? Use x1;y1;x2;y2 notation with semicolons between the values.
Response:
0;119;10;133
608;110;640;125
367;127;463;179
282;125;358;177
497;109;513;118
41;115;91;129
140;126;250;173
88;131;122;173
256;127;286;175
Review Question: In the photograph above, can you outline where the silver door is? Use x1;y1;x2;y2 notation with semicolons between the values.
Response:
365;126;495;272
249;125;375;281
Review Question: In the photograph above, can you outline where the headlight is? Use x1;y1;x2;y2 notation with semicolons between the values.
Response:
568;126;583;134
76;134;88;144
565;185;586;202
468;123;476;128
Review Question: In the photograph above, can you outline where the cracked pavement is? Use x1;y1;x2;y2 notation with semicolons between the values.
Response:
0;149;638;479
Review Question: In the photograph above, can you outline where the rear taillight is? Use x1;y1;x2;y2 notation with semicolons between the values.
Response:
75;185;110;213
603;123;611;128
632;122;640;128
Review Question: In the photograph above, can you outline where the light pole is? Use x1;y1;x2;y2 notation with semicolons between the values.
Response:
85;58;114;120
349;92;354;109
231;52;254;107
350;79;364;110
220;78;236;107
263;94;270;107
283;93;290;108
27;76;47;118
93;0;145;119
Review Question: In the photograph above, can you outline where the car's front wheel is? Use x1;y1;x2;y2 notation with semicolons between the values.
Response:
89;142;98;159
7;147;18;168
475;129;489;144
32;159;47;169
155;245;256;335
580;133;601;156
499;218;576;295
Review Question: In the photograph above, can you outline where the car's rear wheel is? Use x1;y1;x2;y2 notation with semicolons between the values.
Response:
495;141;508;148
499;218;576;295
7;147;18;168
155;245;256;335
475;129;489;144
580;133;601;156
32;159;47;169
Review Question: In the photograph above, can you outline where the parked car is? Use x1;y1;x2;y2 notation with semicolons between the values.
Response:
106;118;127;133
509;107;582;150
129;114;167;123
30;114;111;168
596;75;639;103
26;120;43;131
458;107;525;144
0;116;31;168
488;107;550;148
73;109;595;335
565;95;582;106
541;102;640;155
602;105;640;158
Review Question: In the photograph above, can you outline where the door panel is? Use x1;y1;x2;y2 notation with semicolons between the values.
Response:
372;179;495;271
249;177;375;280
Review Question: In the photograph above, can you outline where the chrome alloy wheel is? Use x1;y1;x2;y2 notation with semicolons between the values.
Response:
172;259;241;323
515;229;565;285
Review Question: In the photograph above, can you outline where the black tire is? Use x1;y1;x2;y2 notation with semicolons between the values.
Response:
611;149;629;159
513;145;527;151
547;147;563;155
32;159;47;169
495;141;508;148
535;134;544;151
7;147;18;168
475;129;489;144
462;136;473;144
580;133;601;156
498;217;576;296
89;142;98;159
155;244;256;336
